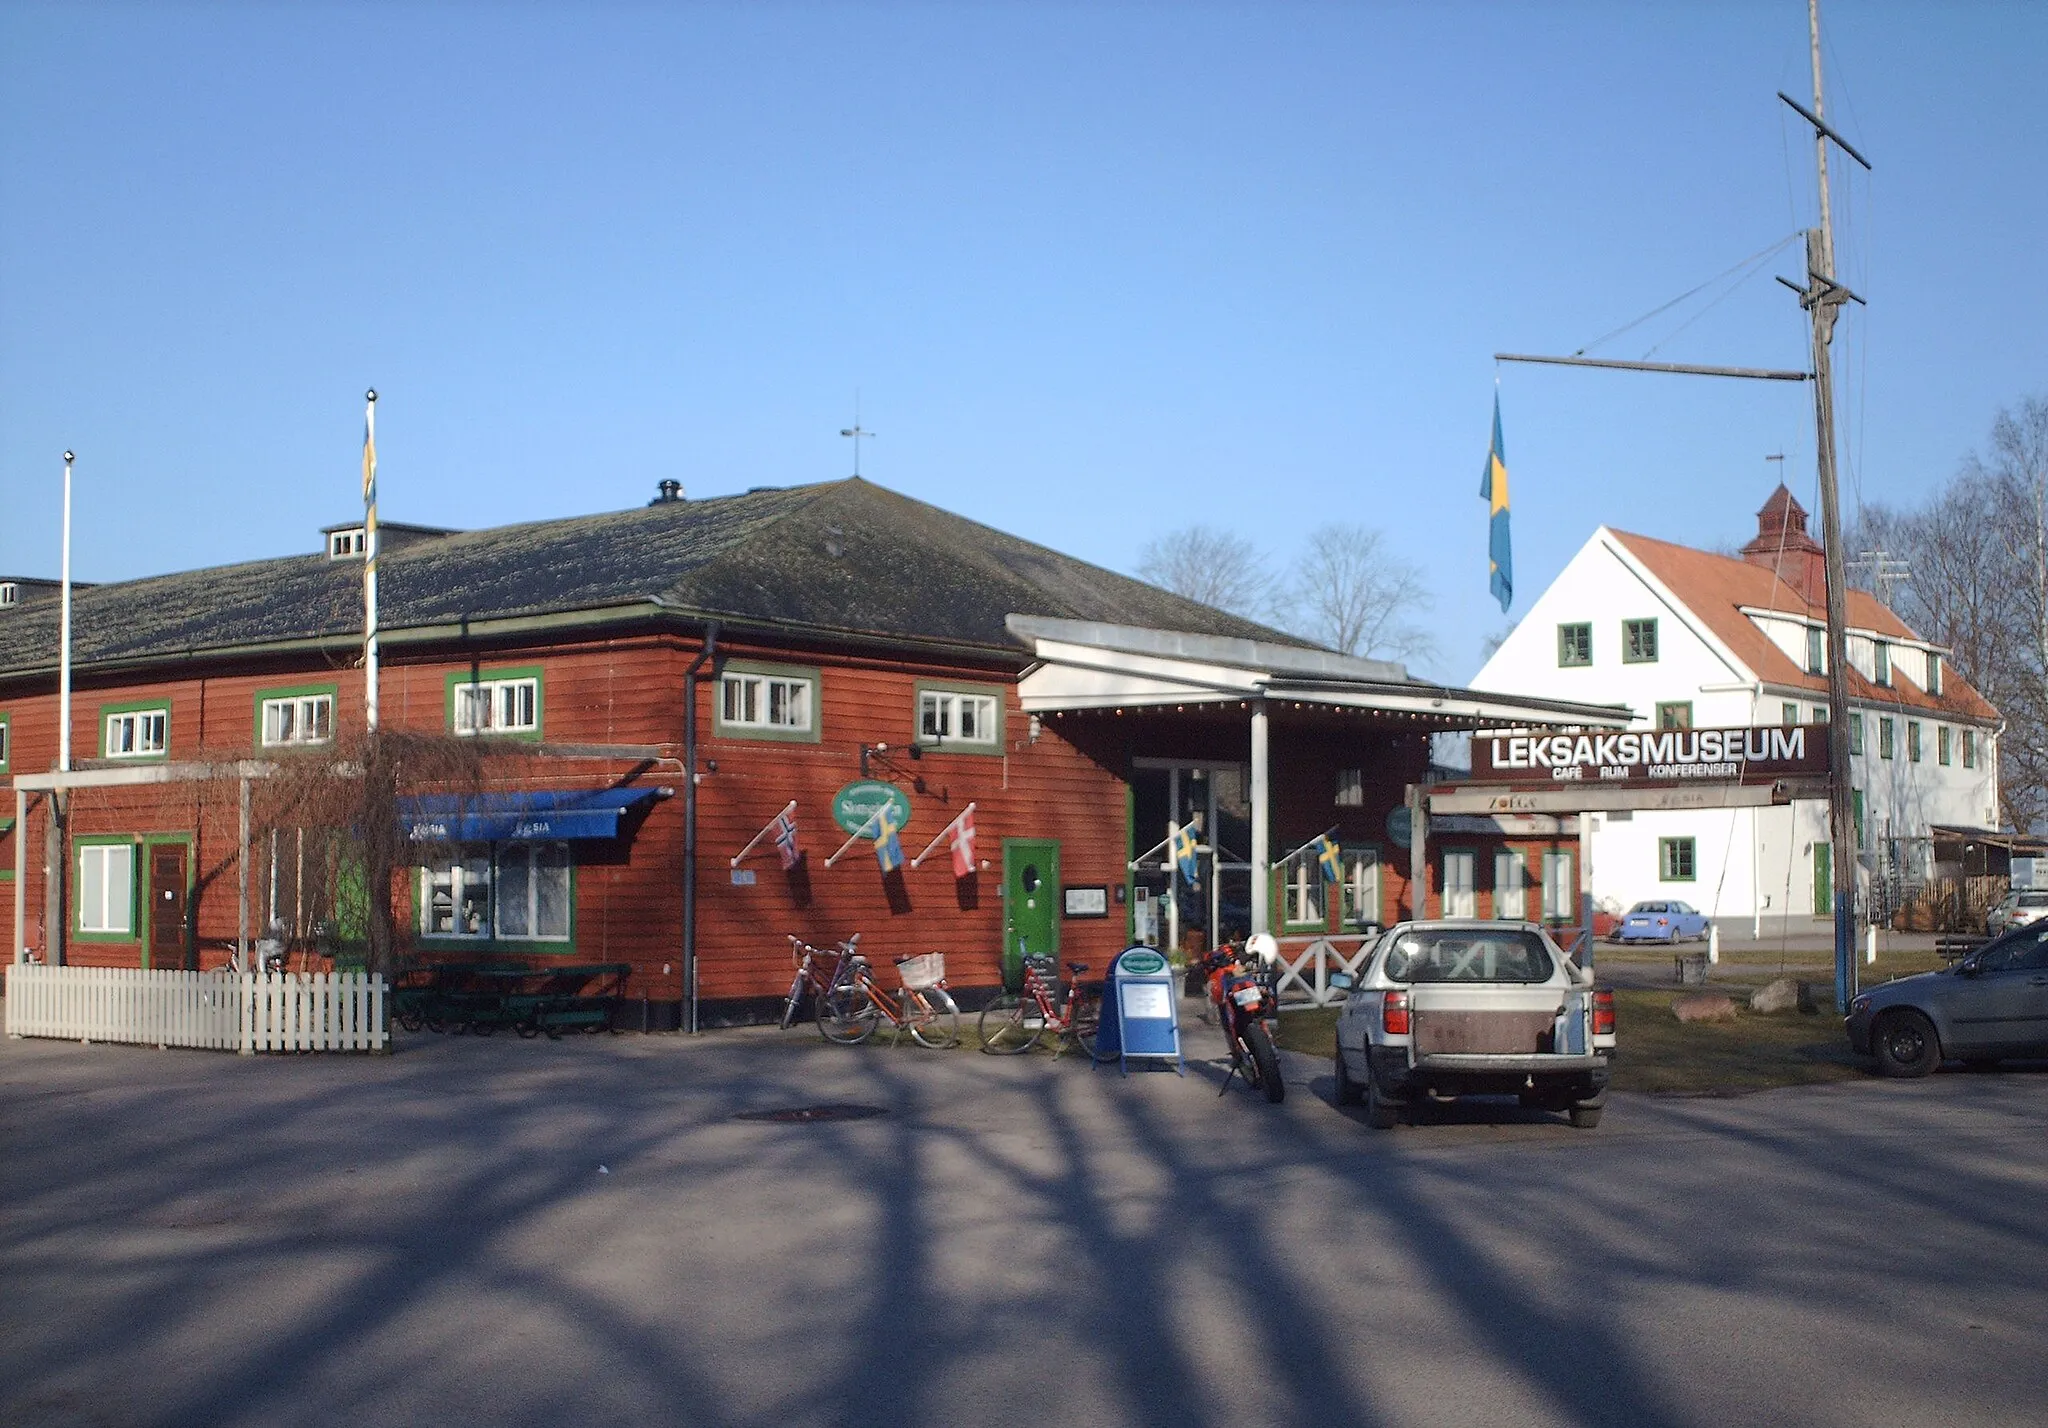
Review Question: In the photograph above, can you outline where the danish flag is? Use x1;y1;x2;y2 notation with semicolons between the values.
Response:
949;806;977;878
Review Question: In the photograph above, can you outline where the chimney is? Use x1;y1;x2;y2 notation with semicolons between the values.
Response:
1740;484;1827;606
650;479;685;506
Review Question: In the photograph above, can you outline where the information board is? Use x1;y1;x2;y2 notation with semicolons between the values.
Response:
1095;944;1184;1076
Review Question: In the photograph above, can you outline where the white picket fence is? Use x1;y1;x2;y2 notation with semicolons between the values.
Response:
5;965;388;1054
1271;934;1376;1007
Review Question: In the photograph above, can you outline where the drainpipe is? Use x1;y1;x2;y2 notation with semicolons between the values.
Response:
681;621;720;1033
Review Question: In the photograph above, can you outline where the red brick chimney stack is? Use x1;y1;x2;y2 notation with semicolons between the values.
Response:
1740;484;1829;606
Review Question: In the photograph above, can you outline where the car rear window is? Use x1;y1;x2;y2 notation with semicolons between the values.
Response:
1382;930;1556;984
2021;894;2048;908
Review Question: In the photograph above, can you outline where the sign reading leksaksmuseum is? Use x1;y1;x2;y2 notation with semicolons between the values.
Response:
1472;724;1828;786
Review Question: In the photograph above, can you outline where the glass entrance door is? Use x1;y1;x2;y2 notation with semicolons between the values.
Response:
1132;760;1252;956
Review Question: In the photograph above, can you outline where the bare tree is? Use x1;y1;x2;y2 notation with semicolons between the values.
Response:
1272;524;1434;663
1982;397;2048;830
1137;525;1272;618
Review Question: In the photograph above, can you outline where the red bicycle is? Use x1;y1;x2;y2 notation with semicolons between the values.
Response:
977;953;1102;1058
780;933;860;1032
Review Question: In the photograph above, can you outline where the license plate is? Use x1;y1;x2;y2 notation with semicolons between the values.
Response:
1232;986;1263;1008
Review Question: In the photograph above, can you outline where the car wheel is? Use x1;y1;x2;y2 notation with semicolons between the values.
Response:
1872;1009;1942;1078
1333;1046;1365;1106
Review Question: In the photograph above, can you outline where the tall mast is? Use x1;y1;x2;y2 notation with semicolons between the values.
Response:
1798;0;1861;1014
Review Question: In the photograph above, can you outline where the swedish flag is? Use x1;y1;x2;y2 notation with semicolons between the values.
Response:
874;806;904;873
1170;823;1199;888
1315;835;1341;884
1480;392;1512;613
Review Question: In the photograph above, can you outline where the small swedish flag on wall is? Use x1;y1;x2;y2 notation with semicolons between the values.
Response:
1315;835;1341;884
1481;392;1513;613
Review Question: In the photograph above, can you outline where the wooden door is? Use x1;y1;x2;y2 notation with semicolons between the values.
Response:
147;841;190;970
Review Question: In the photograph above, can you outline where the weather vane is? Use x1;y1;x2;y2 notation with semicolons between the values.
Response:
840;392;873;477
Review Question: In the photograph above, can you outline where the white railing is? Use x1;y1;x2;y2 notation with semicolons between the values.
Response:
1271;934;1376;1008
5;966;388;1054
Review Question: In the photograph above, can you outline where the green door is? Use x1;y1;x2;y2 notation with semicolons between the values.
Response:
1813;843;1832;916
1003;839;1060;991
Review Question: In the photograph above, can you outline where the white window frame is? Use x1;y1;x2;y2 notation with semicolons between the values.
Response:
1542;851;1574;921
0;582;16;607
453;677;539;736
1442;850;1477;919
260;693;335;747
77;842;136;935
1340;848;1381;928
916;689;1000;748
328;529;366;559
104;708;168;759
419;841;571;942
1927;651;1943;696
1282;858;1325;928
719;671;814;734
1493;849;1527;920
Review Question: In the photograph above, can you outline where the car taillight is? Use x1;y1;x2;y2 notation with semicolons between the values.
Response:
1382;989;1411;1036
1592;988;1615;1037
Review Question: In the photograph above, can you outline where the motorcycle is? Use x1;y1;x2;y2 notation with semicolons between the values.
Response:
1203;932;1285;1103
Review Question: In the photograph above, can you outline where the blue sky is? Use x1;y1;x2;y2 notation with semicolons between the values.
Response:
3;2;2042;680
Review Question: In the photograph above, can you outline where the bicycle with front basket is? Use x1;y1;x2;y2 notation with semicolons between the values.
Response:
977;951;1102;1058
816;950;961;1048
780;932;860;1032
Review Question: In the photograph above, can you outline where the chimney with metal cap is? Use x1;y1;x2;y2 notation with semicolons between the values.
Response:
650;479;685;505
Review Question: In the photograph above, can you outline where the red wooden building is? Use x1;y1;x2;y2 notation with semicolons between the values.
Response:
2;478;1627;1027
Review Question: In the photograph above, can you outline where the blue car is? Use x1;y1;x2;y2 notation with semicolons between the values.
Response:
1617;900;1710;944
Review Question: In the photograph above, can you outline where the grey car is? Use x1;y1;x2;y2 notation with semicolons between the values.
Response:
1984;890;2048;936
1846;921;2048;1076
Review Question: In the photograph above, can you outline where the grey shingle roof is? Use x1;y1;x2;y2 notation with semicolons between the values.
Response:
0;478;1303;678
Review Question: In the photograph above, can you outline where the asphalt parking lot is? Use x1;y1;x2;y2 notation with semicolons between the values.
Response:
4;1016;2045;1428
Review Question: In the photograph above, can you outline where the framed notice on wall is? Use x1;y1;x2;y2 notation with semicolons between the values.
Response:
1063;886;1109;918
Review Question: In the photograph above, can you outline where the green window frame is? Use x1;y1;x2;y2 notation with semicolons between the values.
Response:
1557;623;1592;667
100;698;169;761
1938;725;1952;766
1878;717;1895;760
1655;701;1692;730
1849;713;1863;756
1852;789;1866;850
1805;625;1825;674
1926;651;1943;696
1813;704;1829;725
254;682;339;749
1659;837;1697;882
414;840;577;953
1963;730;1977;769
74;835;139;941
1622;618;1659;664
1872;641;1891;686
1781;702;1799;727
446;665;544;741
712;658;821;744
0;709;10;773
912;679;1005;754
1908;721;1922;762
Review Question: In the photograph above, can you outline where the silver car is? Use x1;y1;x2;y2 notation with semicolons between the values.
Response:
1847;921;2048;1075
1984;890;2048;936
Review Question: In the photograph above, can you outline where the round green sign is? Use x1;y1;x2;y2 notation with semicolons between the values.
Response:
1387;805;1413;849
832;780;912;838
1117;948;1168;976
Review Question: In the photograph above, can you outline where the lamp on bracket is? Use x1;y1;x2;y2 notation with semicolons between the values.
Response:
859;741;925;792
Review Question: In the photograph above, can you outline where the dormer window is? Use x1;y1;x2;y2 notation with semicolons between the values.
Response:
1872;641;1891;687
328;528;367;560
0;582;16;607
1927;651;1943;697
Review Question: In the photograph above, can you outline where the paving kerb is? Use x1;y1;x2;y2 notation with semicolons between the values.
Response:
5;1009;2046;1428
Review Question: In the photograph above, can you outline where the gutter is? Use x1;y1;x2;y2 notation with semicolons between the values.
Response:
680;620;720;1034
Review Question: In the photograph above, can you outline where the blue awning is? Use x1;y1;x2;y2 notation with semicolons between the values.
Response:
400;788;663;843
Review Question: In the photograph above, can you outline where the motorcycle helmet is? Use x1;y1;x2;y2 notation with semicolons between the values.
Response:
1245;931;1279;964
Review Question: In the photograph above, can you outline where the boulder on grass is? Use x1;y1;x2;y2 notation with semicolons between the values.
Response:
1672;992;1739;1024
1749;977;1802;1014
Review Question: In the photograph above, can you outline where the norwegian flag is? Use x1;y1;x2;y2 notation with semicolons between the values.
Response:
948;806;977;878
772;810;801;870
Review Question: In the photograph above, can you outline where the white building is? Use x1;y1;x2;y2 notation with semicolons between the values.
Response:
1473;487;2001;933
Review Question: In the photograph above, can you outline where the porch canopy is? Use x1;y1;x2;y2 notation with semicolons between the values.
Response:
1007;615;1633;934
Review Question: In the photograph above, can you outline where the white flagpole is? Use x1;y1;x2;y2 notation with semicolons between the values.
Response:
362;389;380;731
910;802;975;869
824;804;887;868
730;800;798;869
58;451;74;772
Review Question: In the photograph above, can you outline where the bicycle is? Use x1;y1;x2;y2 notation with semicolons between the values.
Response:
978;954;1102;1058
816;951;960;1048
780;933;860;1031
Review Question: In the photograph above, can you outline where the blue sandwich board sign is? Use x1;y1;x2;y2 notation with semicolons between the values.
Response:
1096;944;1184;1076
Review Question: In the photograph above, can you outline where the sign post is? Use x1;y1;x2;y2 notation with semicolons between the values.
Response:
1096;944;1184;1076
